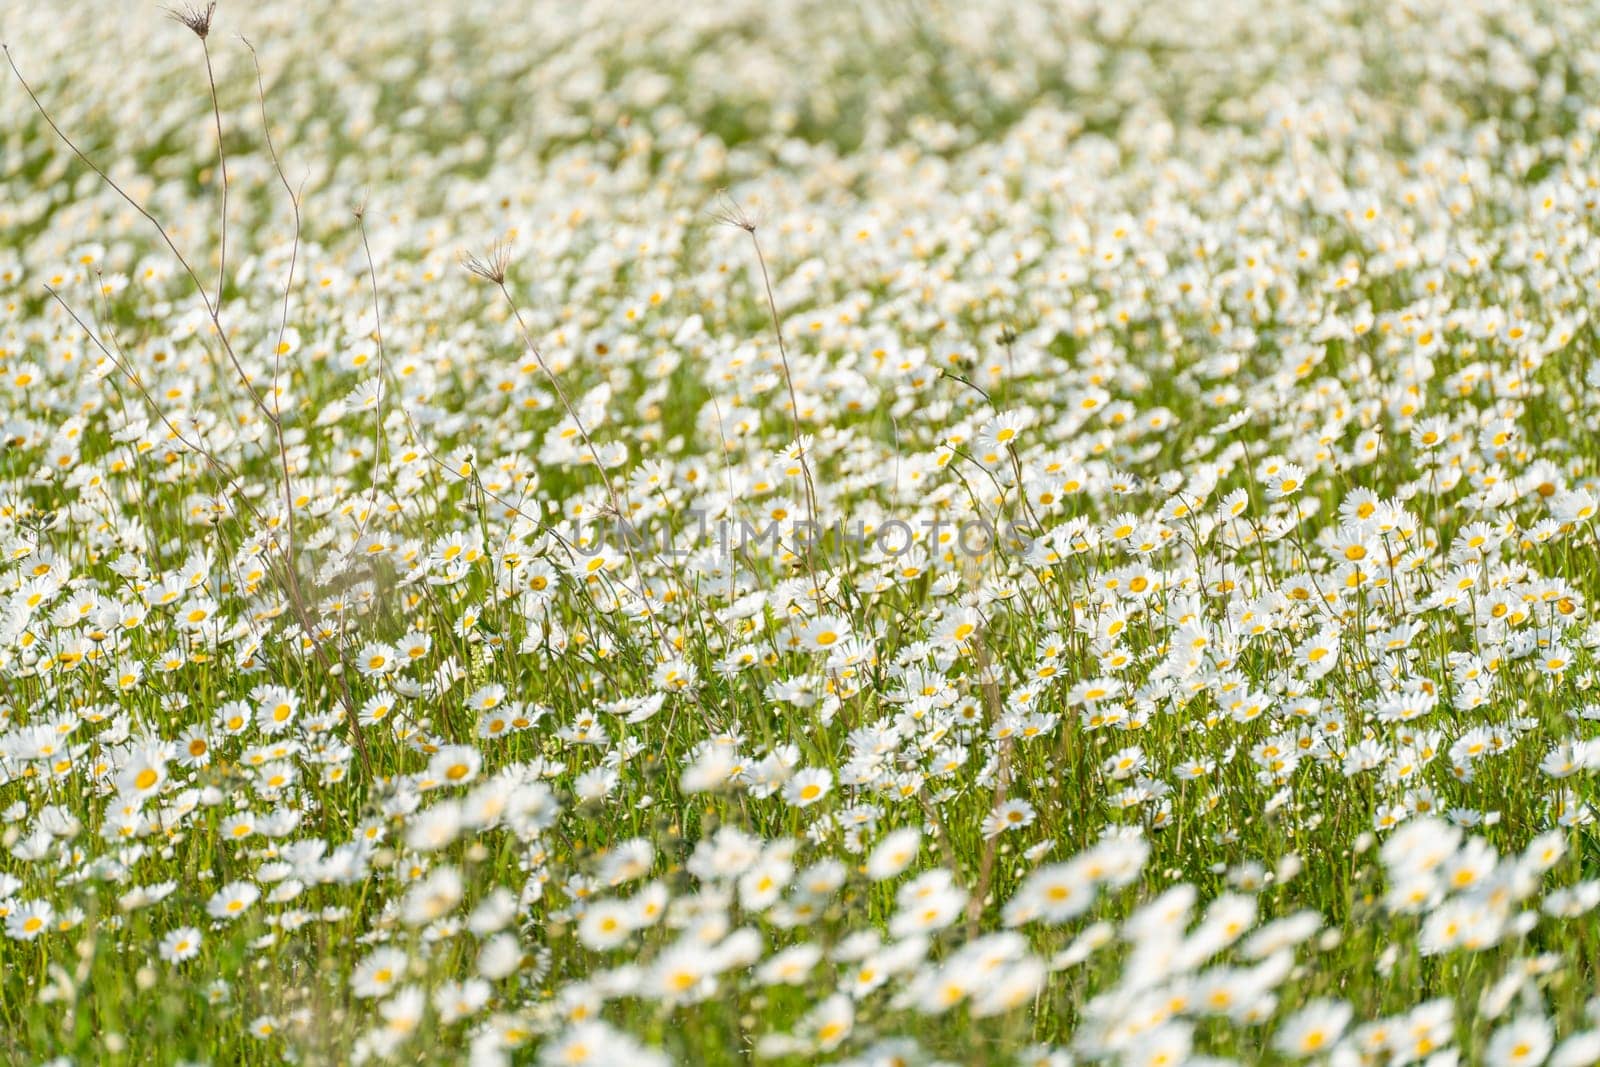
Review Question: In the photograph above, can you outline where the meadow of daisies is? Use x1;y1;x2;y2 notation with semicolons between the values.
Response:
8;0;1600;1063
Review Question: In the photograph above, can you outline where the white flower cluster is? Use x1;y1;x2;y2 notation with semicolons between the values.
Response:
5;0;1600;1063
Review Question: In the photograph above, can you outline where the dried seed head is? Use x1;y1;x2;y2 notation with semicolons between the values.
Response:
167;2;217;39
710;191;758;234
461;240;512;286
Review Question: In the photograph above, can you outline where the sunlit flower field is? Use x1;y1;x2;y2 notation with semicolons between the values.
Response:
6;0;1600;1062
